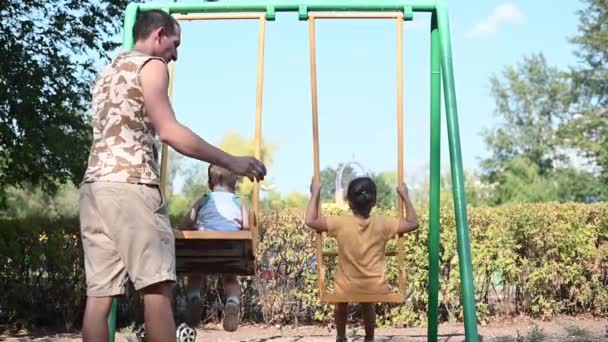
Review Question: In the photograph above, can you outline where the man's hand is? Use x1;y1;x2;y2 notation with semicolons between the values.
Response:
226;156;267;182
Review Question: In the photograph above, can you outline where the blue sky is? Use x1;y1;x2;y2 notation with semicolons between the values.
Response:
141;0;584;195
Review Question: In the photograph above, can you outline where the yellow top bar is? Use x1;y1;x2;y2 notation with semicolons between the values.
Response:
308;11;404;19
173;12;265;21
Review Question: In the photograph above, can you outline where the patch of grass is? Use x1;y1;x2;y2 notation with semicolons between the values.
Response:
515;324;546;342
564;325;589;337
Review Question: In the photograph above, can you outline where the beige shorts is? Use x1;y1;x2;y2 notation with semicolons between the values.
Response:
79;181;176;296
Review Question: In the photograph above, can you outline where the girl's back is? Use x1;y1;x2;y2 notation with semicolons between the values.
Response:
327;215;398;295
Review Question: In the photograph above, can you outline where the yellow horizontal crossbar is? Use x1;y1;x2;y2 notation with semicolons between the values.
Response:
322;249;398;257
173;12;264;21
308;11;403;19
173;229;253;240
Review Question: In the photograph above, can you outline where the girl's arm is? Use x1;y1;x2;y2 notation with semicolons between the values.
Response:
397;183;419;234
305;179;328;232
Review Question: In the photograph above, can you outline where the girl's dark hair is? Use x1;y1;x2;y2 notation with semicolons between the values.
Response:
346;177;377;217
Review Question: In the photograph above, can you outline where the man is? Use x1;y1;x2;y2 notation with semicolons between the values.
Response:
79;9;266;342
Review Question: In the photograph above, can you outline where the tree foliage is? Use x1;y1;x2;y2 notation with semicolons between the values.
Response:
318;164;399;210
0;0;134;200
563;0;608;181
168;132;281;218
319;164;355;203
481;3;608;204
481;53;574;183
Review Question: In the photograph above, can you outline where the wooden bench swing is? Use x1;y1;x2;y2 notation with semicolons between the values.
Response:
307;11;408;304
163;12;270;277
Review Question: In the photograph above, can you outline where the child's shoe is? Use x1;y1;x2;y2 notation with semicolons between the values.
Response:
222;296;240;332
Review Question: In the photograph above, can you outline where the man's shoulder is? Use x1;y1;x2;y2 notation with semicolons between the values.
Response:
105;50;167;73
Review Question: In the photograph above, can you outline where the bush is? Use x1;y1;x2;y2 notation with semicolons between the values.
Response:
0;216;85;330
1;203;607;330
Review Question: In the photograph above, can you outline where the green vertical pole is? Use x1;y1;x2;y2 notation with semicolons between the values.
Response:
108;298;118;342
107;7;137;342
436;2;479;341
427;11;441;342
122;3;139;50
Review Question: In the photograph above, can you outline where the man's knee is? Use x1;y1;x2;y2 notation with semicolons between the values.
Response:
140;280;175;297
85;296;115;317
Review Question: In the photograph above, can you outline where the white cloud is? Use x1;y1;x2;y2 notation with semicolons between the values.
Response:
466;3;524;38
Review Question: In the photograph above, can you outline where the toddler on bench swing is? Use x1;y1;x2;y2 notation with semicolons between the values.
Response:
184;164;249;332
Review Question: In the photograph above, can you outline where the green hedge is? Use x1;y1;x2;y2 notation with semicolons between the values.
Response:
0;217;85;330
1;203;607;330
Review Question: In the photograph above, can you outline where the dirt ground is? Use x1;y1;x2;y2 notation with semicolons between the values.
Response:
2;316;607;341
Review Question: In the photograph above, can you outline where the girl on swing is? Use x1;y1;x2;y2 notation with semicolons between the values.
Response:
305;176;419;342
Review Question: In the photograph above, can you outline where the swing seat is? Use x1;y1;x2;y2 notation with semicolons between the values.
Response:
322;293;404;303
174;208;258;276
173;229;256;276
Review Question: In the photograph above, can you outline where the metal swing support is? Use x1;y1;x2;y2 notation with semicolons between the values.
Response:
110;2;479;342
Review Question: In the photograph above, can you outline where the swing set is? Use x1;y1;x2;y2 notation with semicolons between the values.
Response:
109;1;479;342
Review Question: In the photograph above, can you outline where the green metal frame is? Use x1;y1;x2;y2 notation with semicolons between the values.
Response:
109;1;478;341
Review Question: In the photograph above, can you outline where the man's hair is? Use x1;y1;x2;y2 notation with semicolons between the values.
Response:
133;10;178;42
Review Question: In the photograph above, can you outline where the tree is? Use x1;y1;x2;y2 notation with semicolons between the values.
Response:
217;131;277;202
564;0;608;181
319;164;356;203
282;192;308;209
570;0;608;107
490;157;558;204
170;131;277;217
0;182;79;219
0;0;133;202
372;171;397;210
480;53;575;184
481;157;604;204
414;169;493;208
553;167;606;203
318;164;399;208
260;190;284;210
476;53;606;204
260;191;308;209
167;164;209;220
478;1;608;205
